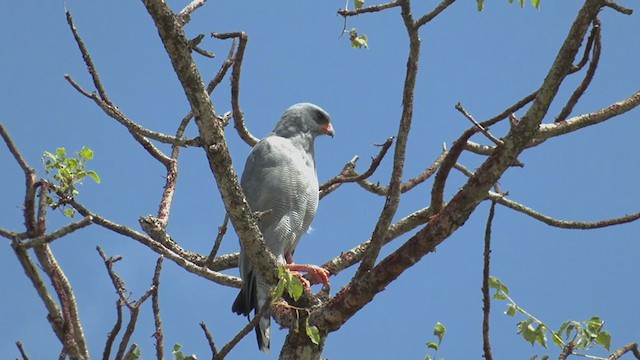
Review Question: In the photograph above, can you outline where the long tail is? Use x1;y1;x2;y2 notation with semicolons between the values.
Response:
232;271;271;352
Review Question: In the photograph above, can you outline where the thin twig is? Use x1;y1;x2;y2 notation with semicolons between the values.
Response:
16;341;30;360
356;150;447;196
102;300;123;360
489;191;640;229
482;201;496;360
152;257;165;360
216;299;272;359
356;1;421;277
414;0;457;28
65;9;111;105
319;137;394;198
604;0;633;15
22;216;93;249
556;18;601;122
211;31;259;147
338;0;400;16
207;214;230;267
199;322;218;359
455;102;503;146
0;124;37;234
178;0;208;25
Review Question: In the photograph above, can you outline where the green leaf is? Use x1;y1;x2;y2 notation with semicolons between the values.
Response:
305;318;321;345
596;331;611;351
426;341;439;351
56;147;67;159
519;0;525;7
287;275;304;301
532;0;540;9
64;208;76;218
354;0;365;10
79;146;94;161
477;0;484;11
66;158;79;170
172;344;184;360
518;319;537;346
433;322;446;343
493;292;508;301
505;304;517;317
86;170;101;184
425;355;432;360
536;324;548;348
349;29;368;49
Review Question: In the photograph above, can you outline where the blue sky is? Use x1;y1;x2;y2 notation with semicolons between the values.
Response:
1;1;639;359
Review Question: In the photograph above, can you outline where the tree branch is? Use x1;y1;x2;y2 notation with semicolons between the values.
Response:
320;0;607;333
608;342;640;360
319;137;394;199
356;0;421;277
482;201;496;360
212;31;259;147
102;300;123;360
199;322;218;359
414;0;457;28
337;0;401;17
141;0;278;287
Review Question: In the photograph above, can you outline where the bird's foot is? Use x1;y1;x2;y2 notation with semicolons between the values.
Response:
286;263;331;286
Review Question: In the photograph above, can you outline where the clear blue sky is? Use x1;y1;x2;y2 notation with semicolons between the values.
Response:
1;1;639;359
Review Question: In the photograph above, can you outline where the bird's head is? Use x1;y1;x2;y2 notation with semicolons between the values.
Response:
273;103;335;139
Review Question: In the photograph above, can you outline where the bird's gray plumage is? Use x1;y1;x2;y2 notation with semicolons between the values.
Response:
231;103;334;352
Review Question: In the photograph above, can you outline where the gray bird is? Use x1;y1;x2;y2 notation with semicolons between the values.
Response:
232;103;334;352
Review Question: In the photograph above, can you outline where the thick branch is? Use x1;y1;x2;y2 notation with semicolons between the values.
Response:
141;0;278;286
320;0;606;333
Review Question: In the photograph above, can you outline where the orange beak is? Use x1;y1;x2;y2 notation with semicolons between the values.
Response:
321;122;335;137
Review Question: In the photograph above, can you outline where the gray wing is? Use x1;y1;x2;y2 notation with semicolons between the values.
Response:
232;136;319;352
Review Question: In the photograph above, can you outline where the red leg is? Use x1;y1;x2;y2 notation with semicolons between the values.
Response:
285;263;330;286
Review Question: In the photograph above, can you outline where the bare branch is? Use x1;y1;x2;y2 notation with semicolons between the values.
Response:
322;206;433;276
482;201;497;360
16;341;30;360
115;307;140;360
22;216;93;249
556;18;602;122
216;298;272;359
65;9;111;105
33;245;89;359
319;137;394;199
604;0;634;15
608;342;640;360
142;0;278;287
102;300;123;360
357;150;447;196
356;1;421;277
212;31;259;147
0;123;37;234
206;214;230;267
414;0;457;28
199;322;218;359
466;90;640;155
455;102;503;146
321;0;608;333
489;191;640;229
178;0;208;25
152;257;165;360
0;124;33;176
337;1;400;16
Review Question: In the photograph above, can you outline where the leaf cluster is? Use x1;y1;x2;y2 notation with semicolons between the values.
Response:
42;146;100;217
490;276;612;358
425;322;446;360
272;266;321;345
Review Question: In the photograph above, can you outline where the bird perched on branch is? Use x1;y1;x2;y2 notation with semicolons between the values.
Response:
232;103;334;352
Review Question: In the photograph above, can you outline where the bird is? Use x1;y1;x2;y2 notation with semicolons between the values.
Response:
231;103;334;353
